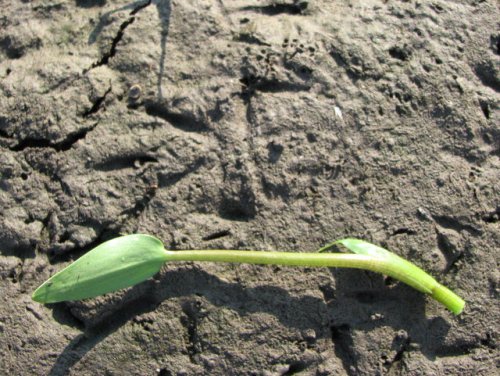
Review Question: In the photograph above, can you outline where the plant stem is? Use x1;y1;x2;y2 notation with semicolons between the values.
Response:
165;249;465;315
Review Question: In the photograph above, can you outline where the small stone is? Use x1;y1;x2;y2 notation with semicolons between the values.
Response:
128;84;142;100
302;328;317;341
417;207;433;221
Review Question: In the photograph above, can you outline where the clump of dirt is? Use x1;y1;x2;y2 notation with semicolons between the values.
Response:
0;1;498;375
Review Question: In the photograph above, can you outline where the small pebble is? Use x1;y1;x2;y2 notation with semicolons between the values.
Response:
370;313;384;321
128;84;142;100
302;328;317;341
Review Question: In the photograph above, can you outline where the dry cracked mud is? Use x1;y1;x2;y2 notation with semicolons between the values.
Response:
0;0;499;375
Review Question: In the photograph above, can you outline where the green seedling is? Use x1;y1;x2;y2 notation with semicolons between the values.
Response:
32;234;465;315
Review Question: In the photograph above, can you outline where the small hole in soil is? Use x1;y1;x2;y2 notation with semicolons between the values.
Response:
490;34;500;55
330;324;350;340
479;100;490;119
157;369;172;376
283;361;307;375
385;276;397;286
391;227;417;236
306;133;317;142
389;45;411;61
319;284;335;302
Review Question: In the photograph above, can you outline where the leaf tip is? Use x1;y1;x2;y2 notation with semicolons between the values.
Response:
31;286;45;303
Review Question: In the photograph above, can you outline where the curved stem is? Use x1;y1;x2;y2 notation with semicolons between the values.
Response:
165;249;465;315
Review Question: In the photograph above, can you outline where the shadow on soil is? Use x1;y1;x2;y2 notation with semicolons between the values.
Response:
47;267;453;375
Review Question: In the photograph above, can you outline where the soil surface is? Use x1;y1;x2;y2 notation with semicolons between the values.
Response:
0;0;499;375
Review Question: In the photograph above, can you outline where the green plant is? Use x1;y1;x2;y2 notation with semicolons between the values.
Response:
32;234;465;314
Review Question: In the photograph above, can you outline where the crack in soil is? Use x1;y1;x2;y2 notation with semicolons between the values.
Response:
330;324;359;376
239;74;311;100
82;86;112;118
180;298;206;363
202;229;231;241
83;0;152;74
384;336;411;372
48;224;122;262
93;154;158;172
239;1;308;16
118;157;206;228
10;121;100;152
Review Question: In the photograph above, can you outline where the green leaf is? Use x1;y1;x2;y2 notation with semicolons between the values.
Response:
32;234;168;303
333;238;437;294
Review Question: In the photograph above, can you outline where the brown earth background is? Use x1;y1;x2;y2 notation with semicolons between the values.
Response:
0;0;499;375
